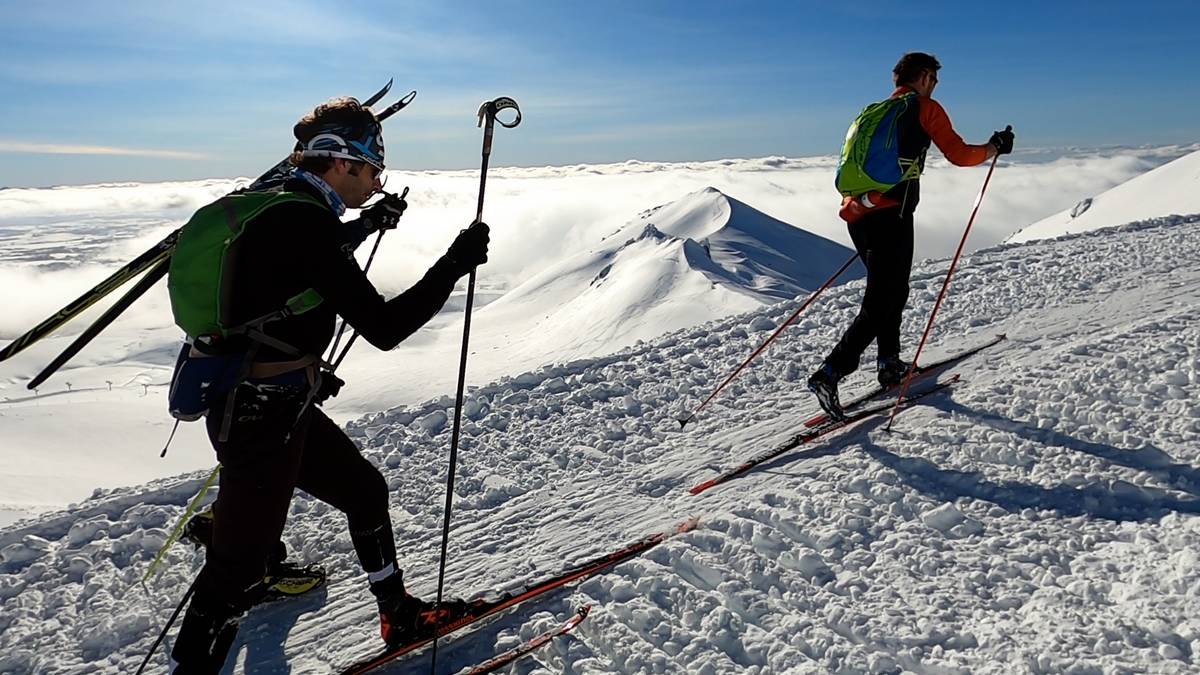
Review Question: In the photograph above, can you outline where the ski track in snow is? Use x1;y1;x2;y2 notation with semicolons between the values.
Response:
3;214;1200;673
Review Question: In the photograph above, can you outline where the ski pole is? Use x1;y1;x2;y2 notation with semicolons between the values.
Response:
677;251;859;430
135;578;197;675
885;129;1008;431
430;96;521;675
329;187;409;369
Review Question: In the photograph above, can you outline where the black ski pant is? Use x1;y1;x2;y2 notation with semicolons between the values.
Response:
170;381;396;673
824;207;914;377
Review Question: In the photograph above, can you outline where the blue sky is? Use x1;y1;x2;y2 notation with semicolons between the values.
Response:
0;0;1196;187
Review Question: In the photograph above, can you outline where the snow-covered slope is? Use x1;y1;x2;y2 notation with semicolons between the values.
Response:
1008;148;1200;243
471;186;860;358
3;213;1199;674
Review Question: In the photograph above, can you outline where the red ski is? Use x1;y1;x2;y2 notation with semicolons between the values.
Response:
690;376;961;495
338;519;698;674
460;605;591;675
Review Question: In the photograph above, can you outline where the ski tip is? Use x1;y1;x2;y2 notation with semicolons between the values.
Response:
688;481;714;495
676;516;701;533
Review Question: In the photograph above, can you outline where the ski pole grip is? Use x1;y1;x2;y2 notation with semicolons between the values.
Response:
477;97;521;129
477;97;522;156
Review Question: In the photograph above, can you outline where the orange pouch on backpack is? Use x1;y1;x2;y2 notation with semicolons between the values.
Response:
839;191;900;224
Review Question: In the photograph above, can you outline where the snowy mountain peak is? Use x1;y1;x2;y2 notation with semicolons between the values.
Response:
621;186;732;244
476;188;859;362
620;187;864;302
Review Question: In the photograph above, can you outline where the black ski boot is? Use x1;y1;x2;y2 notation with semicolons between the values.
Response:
876;355;912;388
807;363;845;421
370;572;474;647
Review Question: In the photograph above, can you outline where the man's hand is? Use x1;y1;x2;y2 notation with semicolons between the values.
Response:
360;192;408;233
446;221;490;274
314;371;345;405
989;127;1015;156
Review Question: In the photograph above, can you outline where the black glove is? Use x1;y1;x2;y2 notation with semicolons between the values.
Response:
314;371;345;405
446;221;490;274
360;192;407;233
989;126;1015;156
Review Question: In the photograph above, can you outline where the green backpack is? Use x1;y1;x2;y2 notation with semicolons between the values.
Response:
168;191;325;340
834;91;923;197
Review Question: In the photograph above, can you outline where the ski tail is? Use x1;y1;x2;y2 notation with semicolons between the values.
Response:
376;91;417;121
339;518;697;675
690;377;961;495
461;605;590;675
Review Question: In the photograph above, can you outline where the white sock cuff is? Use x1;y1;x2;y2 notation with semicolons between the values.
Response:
368;562;398;585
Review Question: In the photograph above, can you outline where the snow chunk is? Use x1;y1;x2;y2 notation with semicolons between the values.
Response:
416;410;448;435
1;535;52;566
922;503;966;533
780;550;835;585
748;316;775;332
542;377;570;394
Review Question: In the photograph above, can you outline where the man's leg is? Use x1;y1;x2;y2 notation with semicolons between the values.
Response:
294;408;396;580
294;408;473;646
872;210;915;361
824;208;900;376
170;388;309;674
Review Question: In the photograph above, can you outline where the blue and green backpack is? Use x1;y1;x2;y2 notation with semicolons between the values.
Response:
834;91;922;197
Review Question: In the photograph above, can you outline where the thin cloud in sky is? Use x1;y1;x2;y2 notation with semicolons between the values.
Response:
2;1;1197;187
0;141;208;160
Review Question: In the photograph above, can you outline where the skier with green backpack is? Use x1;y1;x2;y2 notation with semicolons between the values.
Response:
165;96;489;673
807;52;1014;420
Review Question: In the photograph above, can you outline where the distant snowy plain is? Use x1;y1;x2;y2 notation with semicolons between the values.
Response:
1;146;1200;673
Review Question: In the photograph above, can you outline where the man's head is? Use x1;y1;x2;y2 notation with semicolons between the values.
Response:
292;97;385;208
893;52;940;97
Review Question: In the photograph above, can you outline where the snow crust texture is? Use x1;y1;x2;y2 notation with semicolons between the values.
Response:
3;214;1200;673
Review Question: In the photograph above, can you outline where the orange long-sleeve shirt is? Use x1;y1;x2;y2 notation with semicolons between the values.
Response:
880;86;991;212
893;85;990;167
